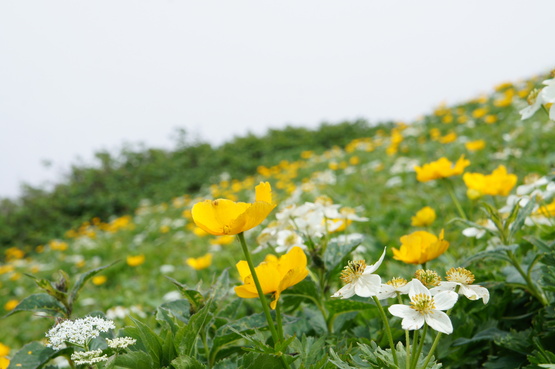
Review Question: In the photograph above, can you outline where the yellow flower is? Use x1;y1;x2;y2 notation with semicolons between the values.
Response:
463;165;517;198
92;275;107;285
4;299;18;311
49;240;68;251
192;182;276;236
438;132;457;144
392;230;449;265
484;114;497;124
414;155;470;182
0;343;9;356
126;254;145;267
235;246;308;309
186;253;213;270
0;357;9;369
210;235;236;246
465;140;486;152
411;206;436;227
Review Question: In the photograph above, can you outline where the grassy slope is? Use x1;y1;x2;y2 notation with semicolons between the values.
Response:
1;73;554;366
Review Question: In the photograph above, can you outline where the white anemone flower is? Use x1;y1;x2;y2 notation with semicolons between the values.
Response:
331;247;386;299
430;267;489;304
388;279;458;334
542;78;555;120
377;277;414;300
520;88;546;120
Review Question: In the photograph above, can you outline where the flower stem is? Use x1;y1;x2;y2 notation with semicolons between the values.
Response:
507;250;548;306
237;233;291;369
397;295;411;369
444;179;467;220
275;300;285;343
411;323;427;369
372;296;398;366
420;330;441;369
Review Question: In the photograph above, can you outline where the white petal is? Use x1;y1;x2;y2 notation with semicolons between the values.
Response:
377;284;396;300
425;310;453;334
462;227;480;237
433;291;458;311
354;274;381;297
389;305;425;330
429;282;458;295
365;247;387;274
409;279;430;298
331;283;355;299
462;285;490;304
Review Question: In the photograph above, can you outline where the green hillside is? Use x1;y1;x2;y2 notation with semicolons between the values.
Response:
1;71;554;369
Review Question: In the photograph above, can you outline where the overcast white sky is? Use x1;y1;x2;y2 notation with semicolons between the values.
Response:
1;1;554;199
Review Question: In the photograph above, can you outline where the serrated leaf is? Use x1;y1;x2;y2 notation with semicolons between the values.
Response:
165;276;205;313
171;356;207;369
69;261;118;307
156;299;191;333
129;316;164;367
210;268;230;301
177;299;214;357
23;275;68;305
3;293;67;318
114;350;154;369
7;341;71;369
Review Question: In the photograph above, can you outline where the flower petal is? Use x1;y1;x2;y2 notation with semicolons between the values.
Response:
331;283;355;299
433;290;458;311
424;310;453;334
389;305;425;330
409;279;430;298
365;247;387;274
461;285;490;304
354;274;381;297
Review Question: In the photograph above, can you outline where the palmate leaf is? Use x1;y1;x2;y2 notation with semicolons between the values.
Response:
3;293;67;318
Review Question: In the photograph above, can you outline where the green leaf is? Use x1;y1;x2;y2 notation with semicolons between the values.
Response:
23;275;68;305
165;276;206;313
509;197;536;240
323;237;362;273
114;350;154;369
326;298;375;315
7;341;71;369
171;356;207;369
129;316;164;367
459;244;518;266
524;236;554;254
176;299;214;357
210;268;230;301
156;299;191;334
3;293;67;318
69;261;118;307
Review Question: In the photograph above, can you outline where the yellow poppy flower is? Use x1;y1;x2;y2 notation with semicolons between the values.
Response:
0;357;9;369
0;342;9;356
186;253;213;270
465;140;486;152
192;182;276;236
463;165;517;198
414;155;470;182
126;254;145;267
411;206;436;227
234;246;308;309
392;230;449;265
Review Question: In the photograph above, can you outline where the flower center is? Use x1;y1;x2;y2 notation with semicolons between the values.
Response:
410;293;436;313
387;277;408;288
527;88;540;106
340;260;367;284
414;269;441;287
446;267;475;284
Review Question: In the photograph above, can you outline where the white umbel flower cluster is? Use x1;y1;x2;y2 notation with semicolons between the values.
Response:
46;316;116;350
71;349;109;365
106;337;137;349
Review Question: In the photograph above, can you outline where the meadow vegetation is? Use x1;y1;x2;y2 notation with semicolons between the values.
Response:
1;71;555;368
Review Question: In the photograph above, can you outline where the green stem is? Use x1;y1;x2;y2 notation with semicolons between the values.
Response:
507;250;548;306
444;179;467;220
398;295;411;369
420;330;442;369
409;329;419;369
372;296;398;366
276;300;285;343
411;324;427;369
201;331;211;369
237;233;291;369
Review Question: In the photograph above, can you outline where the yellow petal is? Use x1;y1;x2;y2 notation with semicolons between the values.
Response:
255;182;274;204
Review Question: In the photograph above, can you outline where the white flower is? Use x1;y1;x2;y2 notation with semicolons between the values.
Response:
542;78;555;120
275;229;306;253
46;317;116;350
388;279;458;334
462;219;496;239
430;267;489;304
377;277;414;300
106;337;137;349
71;349;109;365
331;247;386;299
520;88;546;120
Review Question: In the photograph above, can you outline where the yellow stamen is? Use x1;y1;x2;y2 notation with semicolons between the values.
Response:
340;260;367;284
446;267;475;285
410;293;436;313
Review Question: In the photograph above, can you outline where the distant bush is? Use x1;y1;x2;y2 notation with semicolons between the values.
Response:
0;119;381;251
